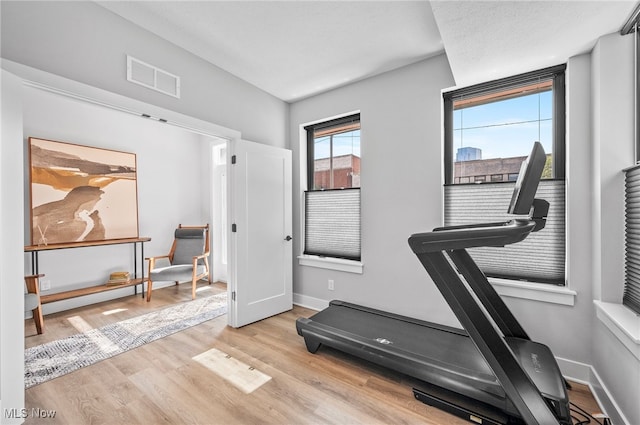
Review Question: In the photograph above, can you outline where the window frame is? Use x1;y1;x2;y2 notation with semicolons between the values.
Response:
300;113;363;267
442;65;567;287
305;113;361;190
443;64;566;185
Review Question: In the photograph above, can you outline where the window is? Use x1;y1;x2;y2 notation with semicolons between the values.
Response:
624;165;640;314
622;11;640;314
443;65;566;285
621;9;640;161
304;114;361;261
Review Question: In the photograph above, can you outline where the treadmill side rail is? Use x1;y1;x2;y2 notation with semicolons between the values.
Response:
408;220;536;253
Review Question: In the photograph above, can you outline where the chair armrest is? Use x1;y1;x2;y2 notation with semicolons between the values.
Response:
145;255;170;261
147;255;171;271
192;252;210;261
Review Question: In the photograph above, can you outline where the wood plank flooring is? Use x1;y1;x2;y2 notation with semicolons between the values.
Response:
23;281;604;424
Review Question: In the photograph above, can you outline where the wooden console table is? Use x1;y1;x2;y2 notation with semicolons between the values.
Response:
25;237;151;304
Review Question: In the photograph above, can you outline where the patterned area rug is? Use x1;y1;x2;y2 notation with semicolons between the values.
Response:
25;292;227;388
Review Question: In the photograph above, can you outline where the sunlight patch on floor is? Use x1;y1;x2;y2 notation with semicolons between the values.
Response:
66;315;120;354
195;286;213;293
66;315;93;333
193;348;271;394
102;308;128;315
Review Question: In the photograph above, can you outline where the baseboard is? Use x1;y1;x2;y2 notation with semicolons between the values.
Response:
587;366;629;425
292;293;328;311
556;356;592;383
554;356;626;424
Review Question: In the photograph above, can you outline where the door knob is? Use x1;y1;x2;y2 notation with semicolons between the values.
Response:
284;235;292;241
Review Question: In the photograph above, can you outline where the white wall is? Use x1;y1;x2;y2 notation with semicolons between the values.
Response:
21;86;219;314
0;1;287;149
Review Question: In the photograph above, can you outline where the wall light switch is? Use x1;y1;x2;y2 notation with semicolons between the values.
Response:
328;279;334;291
40;279;51;291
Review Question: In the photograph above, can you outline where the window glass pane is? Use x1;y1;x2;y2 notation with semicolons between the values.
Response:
452;87;554;184
313;135;331;190
312;127;360;189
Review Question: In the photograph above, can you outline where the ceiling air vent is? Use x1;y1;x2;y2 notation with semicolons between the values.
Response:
126;55;180;98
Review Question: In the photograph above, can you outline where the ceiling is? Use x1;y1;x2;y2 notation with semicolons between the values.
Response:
98;1;638;103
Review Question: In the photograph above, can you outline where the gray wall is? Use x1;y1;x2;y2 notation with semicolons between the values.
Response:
290;52;594;357
0;1;288;148
290;33;639;424
290;55;460;327
590;32;638;425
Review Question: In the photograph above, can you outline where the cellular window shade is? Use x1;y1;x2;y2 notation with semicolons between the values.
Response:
305;188;360;260
624;165;640;314
444;180;566;284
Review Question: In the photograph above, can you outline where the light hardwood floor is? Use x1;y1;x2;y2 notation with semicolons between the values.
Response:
24;281;603;425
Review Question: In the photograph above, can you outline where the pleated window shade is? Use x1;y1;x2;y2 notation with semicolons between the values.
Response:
624;165;640;314
444;180;566;284
304;188;361;260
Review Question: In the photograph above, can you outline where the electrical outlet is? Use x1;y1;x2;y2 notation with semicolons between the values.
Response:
40;279;51;291
328;279;334;291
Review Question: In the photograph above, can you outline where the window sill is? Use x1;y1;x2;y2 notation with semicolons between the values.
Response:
594;301;640;361
297;255;363;274
489;278;576;306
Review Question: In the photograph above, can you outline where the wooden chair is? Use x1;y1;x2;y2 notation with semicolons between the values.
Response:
25;274;44;334
146;224;211;301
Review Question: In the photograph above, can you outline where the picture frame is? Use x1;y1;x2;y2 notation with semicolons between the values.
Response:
28;137;139;246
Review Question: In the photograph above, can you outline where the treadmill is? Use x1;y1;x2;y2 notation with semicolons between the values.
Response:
296;142;571;425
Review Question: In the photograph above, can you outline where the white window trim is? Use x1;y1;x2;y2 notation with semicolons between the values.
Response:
298;254;363;274
594;300;640;361
489;277;576;306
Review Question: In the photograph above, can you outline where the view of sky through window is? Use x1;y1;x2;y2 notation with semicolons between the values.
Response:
314;129;361;159
453;90;553;160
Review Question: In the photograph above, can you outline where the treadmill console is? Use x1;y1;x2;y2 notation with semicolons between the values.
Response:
508;141;547;216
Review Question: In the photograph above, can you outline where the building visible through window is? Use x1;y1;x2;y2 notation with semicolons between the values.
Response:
304;114;361;261
310;118;360;189
451;79;556;184
443;66;566;285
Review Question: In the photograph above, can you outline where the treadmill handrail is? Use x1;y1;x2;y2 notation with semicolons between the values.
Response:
408;219;536;253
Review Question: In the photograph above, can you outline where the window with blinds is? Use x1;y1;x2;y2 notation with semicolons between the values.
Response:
624;165;640;314
443;65;566;285
304;188;361;260
304;114;361;261
445;181;565;284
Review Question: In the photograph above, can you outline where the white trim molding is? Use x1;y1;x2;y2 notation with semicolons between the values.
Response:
293;293;328;311
297;255;363;274
594;301;640;361
489;278;577;306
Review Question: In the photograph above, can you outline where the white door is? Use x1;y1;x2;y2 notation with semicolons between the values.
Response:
228;139;292;327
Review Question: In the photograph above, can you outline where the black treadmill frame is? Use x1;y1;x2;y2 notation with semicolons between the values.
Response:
409;240;563;424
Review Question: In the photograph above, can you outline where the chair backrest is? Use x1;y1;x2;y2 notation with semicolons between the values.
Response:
171;226;208;265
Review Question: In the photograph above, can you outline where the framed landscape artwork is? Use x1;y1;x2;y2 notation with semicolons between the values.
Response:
29;137;139;246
